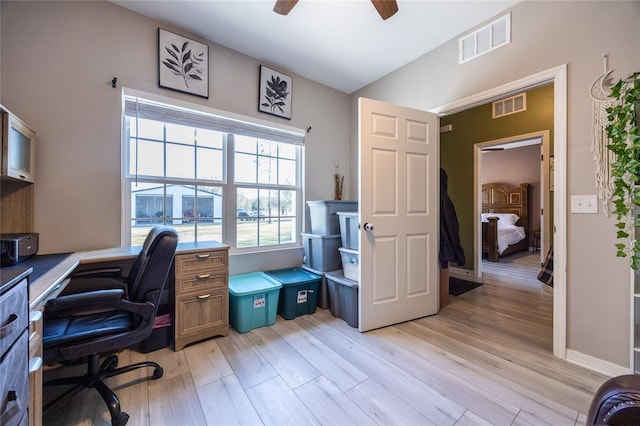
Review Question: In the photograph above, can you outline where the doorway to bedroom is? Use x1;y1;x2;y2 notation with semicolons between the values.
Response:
476;131;550;277
439;81;557;352
475;133;551;309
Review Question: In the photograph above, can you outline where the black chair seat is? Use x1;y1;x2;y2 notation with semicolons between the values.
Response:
43;312;132;349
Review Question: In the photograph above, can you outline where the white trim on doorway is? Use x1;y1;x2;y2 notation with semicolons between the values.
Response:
432;64;568;360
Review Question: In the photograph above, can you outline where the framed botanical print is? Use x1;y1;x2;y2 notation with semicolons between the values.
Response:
158;28;209;98
258;65;292;119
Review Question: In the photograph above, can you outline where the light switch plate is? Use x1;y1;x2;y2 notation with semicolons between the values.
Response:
571;195;598;214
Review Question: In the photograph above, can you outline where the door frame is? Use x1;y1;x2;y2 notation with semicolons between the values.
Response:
475;130;550;275
432;64;567;359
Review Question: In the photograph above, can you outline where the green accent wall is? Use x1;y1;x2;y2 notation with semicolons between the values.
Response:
440;83;554;271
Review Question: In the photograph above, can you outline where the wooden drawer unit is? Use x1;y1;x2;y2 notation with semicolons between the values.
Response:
173;246;229;351
1;276;29;426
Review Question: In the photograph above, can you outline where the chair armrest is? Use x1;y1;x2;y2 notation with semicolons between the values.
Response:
70;267;124;278
45;289;126;313
45;288;155;318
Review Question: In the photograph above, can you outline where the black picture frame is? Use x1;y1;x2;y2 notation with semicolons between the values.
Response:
158;28;209;99
258;65;292;120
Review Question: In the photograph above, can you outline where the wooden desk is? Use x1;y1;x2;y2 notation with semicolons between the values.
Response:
14;240;229;426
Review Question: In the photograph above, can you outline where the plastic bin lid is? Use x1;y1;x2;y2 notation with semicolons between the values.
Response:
336;211;359;217
265;267;322;285
338;247;359;255
300;264;341;276
326;270;359;288
306;200;358;206
301;232;341;239
229;272;282;296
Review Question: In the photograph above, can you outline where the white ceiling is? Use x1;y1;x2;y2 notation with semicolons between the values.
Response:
112;0;520;94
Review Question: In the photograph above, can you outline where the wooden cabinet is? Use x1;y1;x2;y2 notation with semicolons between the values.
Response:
173;245;229;351
0;273;30;426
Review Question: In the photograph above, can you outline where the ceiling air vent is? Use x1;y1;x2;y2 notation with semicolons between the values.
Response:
492;93;526;118
459;13;511;64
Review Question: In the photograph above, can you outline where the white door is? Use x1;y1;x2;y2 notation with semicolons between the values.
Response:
358;97;439;332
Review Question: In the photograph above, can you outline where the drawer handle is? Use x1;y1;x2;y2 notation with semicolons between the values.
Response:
29;357;43;373
197;294;211;300
197;253;211;259
0;390;22;426
0;314;19;338
197;274;211;280
30;311;43;323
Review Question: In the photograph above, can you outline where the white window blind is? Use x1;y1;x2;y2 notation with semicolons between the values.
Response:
124;96;305;146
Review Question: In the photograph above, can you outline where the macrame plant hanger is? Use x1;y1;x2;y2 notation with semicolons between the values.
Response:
590;54;615;216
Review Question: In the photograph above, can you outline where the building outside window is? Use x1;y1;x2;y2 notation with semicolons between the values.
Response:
123;93;304;249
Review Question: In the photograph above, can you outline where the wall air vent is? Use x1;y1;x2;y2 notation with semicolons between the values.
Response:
492;93;526;118
459;13;511;64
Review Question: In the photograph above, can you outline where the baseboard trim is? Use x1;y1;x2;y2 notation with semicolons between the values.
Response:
566;349;631;377
449;267;482;283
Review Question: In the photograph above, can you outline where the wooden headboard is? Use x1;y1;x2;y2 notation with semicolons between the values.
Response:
481;183;530;233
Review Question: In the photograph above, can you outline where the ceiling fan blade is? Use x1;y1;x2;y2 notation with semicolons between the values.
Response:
371;0;398;20
273;0;299;15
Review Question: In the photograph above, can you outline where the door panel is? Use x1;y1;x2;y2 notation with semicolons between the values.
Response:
359;97;439;332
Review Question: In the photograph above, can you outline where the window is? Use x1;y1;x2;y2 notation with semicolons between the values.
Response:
123;93;304;249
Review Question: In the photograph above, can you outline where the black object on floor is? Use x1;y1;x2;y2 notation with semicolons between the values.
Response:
449;277;482;296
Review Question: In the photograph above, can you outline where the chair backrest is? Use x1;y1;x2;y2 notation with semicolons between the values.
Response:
127;226;178;304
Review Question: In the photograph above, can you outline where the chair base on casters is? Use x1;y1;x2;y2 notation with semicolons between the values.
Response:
44;352;164;426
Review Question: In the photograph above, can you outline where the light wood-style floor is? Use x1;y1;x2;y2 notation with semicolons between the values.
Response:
43;251;609;426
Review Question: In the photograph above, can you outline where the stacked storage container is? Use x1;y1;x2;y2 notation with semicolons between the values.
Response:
302;200;358;309
326;211;360;327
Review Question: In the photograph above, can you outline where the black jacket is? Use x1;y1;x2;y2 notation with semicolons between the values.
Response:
439;168;465;268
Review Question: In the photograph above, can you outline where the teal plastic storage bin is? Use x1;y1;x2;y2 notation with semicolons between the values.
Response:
229;272;282;333
265;267;322;320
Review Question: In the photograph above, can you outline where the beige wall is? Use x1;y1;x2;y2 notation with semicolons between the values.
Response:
0;1;351;276
351;1;640;369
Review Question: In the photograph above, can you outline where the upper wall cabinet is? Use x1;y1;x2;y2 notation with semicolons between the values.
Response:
1;107;36;183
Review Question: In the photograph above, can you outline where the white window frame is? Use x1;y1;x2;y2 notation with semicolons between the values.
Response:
121;88;305;251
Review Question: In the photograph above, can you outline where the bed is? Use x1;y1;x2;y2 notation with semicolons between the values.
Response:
482;182;530;262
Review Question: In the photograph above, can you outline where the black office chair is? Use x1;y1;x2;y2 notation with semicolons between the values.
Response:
43;226;178;426
587;374;640;425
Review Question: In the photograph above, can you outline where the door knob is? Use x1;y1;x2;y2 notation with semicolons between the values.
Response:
363;222;375;232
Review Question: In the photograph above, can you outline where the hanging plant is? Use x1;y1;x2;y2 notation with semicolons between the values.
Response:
606;72;640;268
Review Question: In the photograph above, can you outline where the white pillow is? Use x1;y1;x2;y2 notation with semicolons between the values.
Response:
490;213;520;226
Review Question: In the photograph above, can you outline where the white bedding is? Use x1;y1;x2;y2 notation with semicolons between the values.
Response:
497;225;526;254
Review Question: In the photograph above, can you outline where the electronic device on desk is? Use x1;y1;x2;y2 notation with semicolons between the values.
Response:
1;232;38;266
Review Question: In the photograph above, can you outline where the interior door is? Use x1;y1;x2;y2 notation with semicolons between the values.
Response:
358;97;439;332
